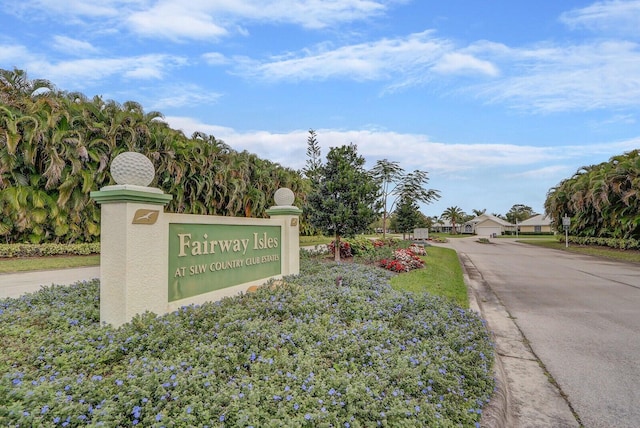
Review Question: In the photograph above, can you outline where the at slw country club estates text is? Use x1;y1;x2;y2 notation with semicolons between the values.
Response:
173;232;279;277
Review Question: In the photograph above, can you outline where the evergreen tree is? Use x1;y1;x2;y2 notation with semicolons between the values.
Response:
307;144;380;261
395;195;422;239
302;129;322;183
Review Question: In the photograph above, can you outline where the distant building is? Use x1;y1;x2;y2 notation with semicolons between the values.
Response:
518;214;553;234
464;214;514;236
432;219;463;234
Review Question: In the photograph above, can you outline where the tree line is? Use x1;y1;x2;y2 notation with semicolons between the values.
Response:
545;150;640;240
0;68;306;243
1;69;440;247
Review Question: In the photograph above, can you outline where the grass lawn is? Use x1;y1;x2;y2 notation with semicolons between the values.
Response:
522;239;640;263
429;232;468;240
0;255;100;273
390;246;468;308
299;235;333;247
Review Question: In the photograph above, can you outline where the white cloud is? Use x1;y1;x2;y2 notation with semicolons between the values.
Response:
14;0;121;19
470;40;640;112
9;0;395;43
117;0;391;41
165;116;640;173
593;114;637;126
242;0;388;29
202;52;230;66
431;52;499;76
233;31;500;84
164;116;561;173
28;54;188;87
509;165;573;180
560;0;640;37
52;36;99;56
0;44;31;63
146;84;223;110
127;3;228;41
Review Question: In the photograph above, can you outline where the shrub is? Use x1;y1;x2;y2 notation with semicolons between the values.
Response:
378;248;425;273
561;236;640;250
300;246;330;259
0;261;494;427
347;236;375;256
374;238;401;248
0;243;101;258
327;240;353;258
408;244;427;256
430;237;449;243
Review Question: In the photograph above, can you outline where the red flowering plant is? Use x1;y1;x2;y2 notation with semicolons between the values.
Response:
378;248;425;272
327;240;353;258
372;238;400;248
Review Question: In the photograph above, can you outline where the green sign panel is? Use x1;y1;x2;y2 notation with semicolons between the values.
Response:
168;223;281;302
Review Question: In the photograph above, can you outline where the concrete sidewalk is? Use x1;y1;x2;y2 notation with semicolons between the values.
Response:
0;246;328;299
0;266;100;299
0;246;328;300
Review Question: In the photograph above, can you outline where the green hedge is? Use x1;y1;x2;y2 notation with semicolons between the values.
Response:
561;236;640;250
0;243;100;258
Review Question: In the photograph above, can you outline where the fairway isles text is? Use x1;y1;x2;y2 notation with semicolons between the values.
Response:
177;232;278;256
173;232;279;278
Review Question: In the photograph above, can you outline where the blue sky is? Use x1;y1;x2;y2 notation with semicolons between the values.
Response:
2;1;640;217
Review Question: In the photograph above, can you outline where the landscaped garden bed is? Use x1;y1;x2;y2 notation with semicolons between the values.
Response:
0;259;494;427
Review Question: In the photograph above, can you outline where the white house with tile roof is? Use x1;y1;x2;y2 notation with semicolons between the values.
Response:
464;214;514;236
518;214;553;234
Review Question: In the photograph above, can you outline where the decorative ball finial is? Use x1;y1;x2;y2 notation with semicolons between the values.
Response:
110;152;155;187
274;187;295;206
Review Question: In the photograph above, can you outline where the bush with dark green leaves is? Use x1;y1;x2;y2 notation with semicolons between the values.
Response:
0;243;101;258
561;236;640;250
0;260;494;427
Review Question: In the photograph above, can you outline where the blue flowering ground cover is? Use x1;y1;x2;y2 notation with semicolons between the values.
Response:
0;259;494;427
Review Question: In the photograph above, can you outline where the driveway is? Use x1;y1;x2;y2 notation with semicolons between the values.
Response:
444;237;640;428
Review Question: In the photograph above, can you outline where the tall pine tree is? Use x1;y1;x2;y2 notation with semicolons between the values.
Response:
307;144;380;261
395;195;422;239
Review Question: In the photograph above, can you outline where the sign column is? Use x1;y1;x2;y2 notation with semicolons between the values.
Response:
266;188;302;276
90;152;173;327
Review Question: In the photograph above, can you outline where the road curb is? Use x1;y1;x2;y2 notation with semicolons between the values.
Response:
459;252;512;428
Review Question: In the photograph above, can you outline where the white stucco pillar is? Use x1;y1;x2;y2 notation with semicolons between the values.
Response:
90;153;172;327
266;188;302;276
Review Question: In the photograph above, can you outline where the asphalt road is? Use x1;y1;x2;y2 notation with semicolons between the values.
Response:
446;237;640;428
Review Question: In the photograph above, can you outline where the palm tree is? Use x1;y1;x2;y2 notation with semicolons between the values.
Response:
0;68;53;108
545;150;640;239
441;206;465;235
0;68;310;243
